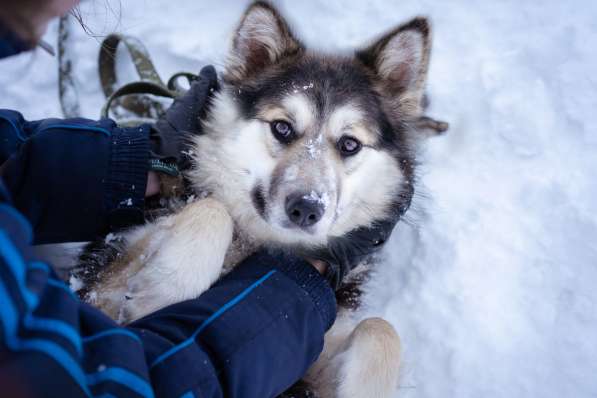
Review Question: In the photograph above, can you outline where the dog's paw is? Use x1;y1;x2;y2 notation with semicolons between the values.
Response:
113;264;185;323
335;318;401;398
116;293;157;324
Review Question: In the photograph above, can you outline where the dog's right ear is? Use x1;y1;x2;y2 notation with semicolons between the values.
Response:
225;1;303;83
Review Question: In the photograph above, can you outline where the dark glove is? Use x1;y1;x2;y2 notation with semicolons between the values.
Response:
310;193;412;290
150;65;219;175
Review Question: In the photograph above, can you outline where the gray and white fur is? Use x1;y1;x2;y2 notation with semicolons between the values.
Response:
74;2;446;397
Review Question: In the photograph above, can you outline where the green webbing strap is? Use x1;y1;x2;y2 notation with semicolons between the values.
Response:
100;81;175;120
98;33;174;121
97;33;201;125
58;16;81;118
166;72;201;92
57;13;202;123
99;34;166;94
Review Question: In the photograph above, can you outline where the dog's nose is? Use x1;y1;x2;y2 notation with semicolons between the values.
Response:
285;193;325;228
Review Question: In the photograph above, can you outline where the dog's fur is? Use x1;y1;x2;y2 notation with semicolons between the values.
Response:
74;2;446;397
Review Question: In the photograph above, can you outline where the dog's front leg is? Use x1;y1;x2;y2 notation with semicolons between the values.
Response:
94;198;233;323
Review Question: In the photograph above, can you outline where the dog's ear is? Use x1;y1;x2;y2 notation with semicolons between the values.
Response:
357;17;431;117
225;1;303;83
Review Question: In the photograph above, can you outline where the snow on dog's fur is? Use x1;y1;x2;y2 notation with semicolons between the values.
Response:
75;2;443;397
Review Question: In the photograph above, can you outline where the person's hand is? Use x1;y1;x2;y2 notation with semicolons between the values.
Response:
145;171;160;197
150;65;219;174
307;259;328;275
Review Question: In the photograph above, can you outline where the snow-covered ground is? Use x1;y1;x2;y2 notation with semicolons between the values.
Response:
1;1;596;397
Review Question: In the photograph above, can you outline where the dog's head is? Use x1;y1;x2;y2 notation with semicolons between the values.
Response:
190;1;431;248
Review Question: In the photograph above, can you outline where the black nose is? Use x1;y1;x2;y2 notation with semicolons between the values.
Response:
285;193;325;228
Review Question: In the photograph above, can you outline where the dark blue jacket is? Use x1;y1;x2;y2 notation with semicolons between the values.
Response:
0;38;336;397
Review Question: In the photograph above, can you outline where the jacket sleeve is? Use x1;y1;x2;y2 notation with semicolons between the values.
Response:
0;190;336;398
0;109;150;244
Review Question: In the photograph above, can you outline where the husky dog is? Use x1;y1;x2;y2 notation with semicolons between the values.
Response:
74;2;446;397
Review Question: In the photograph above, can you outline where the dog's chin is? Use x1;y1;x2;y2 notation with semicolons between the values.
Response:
271;218;331;247
272;223;327;246
276;220;322;242
278;219;315;234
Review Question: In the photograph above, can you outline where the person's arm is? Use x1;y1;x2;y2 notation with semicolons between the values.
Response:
0;109;150;244
0;188;335;398
131;251;334;397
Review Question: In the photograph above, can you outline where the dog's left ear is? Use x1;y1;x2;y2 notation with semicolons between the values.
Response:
225;1;303;83
357;17;431;117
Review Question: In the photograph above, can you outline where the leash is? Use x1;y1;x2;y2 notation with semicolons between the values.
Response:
57;16;80;118
99;34;203;126
58;15;199;125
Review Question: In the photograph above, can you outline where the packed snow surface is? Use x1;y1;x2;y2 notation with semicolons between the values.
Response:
1;1;596;397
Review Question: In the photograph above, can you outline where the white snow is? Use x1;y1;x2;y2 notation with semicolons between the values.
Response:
104;233;117;244
305;134;324;158
119;198;133;207
68;274;84;292
1;1;596;397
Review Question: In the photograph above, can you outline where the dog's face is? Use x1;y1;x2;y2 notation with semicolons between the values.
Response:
190;1;431;248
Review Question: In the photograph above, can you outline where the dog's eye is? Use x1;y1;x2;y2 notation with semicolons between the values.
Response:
270;120;294;143
338;136;362;156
